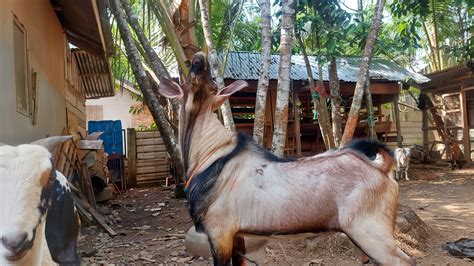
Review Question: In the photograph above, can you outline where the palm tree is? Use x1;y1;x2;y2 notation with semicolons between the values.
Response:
272;0;296;157
340;0;384;147
109;0;184;184
295;31;335;149
253;0;272;145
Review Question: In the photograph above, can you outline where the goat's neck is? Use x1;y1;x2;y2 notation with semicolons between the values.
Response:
182;110;236;178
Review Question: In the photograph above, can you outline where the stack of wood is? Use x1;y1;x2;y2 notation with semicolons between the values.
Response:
80;132;118;202
54;130;117;237
410;144;427;164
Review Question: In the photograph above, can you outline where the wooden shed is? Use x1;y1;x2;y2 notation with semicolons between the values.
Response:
413;61;474;163
220;52;429;156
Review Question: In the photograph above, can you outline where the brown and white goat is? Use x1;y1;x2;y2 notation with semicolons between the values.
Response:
449;141;463;170
0;137;80;265
156;52;414;266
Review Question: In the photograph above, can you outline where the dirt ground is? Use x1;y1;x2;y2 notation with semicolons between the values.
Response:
78;164;474;265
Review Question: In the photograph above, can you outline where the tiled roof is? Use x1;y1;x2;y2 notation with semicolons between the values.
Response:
216;51;429;84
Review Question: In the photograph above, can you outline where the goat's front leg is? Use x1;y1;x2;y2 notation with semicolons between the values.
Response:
404;167;410;180
232;236;247;266
207;229;235;266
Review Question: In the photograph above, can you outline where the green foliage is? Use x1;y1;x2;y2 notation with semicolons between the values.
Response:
194;0;262;52
292;0;356;62
137;122;158;131
129;105;144;115
388;0;473;70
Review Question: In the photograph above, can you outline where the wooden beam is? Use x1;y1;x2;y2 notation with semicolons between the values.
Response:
127;128;137;187
73;195;117;237
422;109;429;157
461;88;471;163
393;95;403;148
293;91;302;157
340;82;399;95
80;73;109;77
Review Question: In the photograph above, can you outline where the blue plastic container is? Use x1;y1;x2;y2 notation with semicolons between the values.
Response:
88;120;124;155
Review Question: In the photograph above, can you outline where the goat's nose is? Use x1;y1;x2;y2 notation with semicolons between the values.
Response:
191;52;206;74
1;232;29;253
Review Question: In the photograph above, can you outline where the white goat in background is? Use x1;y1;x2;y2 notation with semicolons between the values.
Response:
394;147;412;180
0;137;80;266
154;52;414;266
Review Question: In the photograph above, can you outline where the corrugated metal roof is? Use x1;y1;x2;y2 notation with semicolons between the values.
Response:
73;50;114;99
217;51;429;84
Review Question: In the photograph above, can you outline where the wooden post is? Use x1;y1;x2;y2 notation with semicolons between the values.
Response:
460;88;471;164
393;94;403;148
422;108;429;157
293;90;302;157
127;128;137;187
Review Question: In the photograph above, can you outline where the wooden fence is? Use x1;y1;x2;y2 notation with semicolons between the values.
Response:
127;128;171;186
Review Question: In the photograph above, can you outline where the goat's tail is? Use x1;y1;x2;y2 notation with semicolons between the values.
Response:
347;139;395;175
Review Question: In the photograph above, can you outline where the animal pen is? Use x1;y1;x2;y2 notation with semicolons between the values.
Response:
220;51;429;156
414;61;474;164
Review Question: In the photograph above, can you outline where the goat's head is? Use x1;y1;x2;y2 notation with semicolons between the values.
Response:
157;52;248;116
403;147;412;157
0;136;79;264
155;52;248;172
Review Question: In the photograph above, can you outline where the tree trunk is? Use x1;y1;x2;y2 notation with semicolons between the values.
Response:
364;71;376;139
109;0;184;184
172;0;200;61
253;0;272;145
329;56;342;146
149;0;190;76
316;63;335;149
271;0;295;157
120;0;180;120
295;32;334;149
431;0;443;70
198;0;236;132
422;22;439;72
339;0;384;148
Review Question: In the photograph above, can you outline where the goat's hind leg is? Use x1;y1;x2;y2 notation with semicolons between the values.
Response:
232;236;247;266
344;218;414;266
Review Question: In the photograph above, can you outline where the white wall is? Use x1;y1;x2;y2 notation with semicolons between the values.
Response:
86;89;139;129
0;0;67;145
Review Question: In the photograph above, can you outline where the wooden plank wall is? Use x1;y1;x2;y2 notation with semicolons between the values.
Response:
381;96;437;148
129;129;171;186
65;45;87;136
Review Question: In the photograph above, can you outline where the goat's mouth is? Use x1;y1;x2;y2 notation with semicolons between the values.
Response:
5;250;28;262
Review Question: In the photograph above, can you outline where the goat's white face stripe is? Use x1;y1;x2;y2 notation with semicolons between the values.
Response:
0;145;53;262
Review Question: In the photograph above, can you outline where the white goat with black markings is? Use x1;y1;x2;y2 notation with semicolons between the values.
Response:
0;137;80;266
394;147;412;181
155;52;414;266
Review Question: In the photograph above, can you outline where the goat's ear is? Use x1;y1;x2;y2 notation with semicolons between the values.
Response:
158;79;183;99
212;80;248;110
45;171;80;264
31;136;72;155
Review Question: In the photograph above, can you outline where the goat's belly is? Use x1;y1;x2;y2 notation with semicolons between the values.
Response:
238;200;339;236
